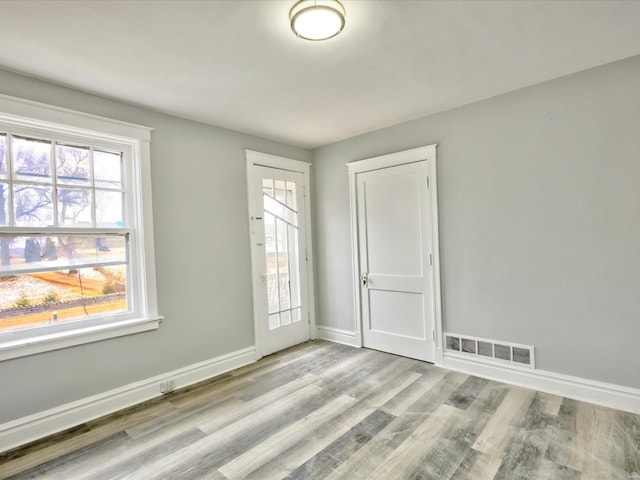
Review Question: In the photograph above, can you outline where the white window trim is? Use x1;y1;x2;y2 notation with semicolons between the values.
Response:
0;94;161;361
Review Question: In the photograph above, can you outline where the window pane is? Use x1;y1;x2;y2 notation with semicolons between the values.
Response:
13;184;54;226
94;150;122;189
95;190;124;227
0;265;127;333
0;183;8;226
56;144;90;185
0;133;7;179
0;234;127;276
12;136;52;183
58;188;92;226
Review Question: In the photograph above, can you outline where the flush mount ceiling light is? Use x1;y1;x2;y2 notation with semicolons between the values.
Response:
290;0;346;41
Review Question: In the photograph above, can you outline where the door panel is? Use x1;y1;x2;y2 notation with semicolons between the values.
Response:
369;290;425;338
249;165;310;356
357;161;434;362
364;170;424;276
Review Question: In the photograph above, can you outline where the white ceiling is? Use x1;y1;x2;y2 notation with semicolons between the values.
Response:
2;1;640;148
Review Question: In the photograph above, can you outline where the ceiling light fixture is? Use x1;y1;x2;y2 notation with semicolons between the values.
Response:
289;0;346;41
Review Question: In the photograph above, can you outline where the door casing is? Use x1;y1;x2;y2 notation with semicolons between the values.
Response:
246;150;316;359
347;144;444;363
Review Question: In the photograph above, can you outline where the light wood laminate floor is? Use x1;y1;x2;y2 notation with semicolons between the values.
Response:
1;341;638;479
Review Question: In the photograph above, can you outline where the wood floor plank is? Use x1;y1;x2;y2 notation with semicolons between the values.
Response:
579;403;627;480
228;340;322;377
86;428;206;480
380;366;450;416
277;409;395;480
457;450;503;480
618;410;640;478
539;391;564;417
5;431;132;480
218;394;357;478
411;379;509;480
367;404;462;479
325;371;469;479
445;375;489;410
492;392;557;480
69;400;242;480
197;373;319;434
472;384;536;457
2;340;639;480
126;384;334;479
361;369;422;409
0;400;176;478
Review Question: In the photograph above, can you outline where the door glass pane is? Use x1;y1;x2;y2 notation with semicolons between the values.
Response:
12;136;52;183
56;144;90;186
285;181;297;211
277;218;290;310
263;195;297;226
292;307;302;324
264;212;278;314
274;180;286;204
268;313;279;330
288;225;300;308
262;178;274;198
262;177;303;330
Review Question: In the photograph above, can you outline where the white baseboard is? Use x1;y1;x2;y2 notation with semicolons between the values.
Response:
0;346;257;453
316;326;362;347
441;352;640;415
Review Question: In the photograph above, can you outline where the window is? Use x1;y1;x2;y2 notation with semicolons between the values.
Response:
0;94;160;361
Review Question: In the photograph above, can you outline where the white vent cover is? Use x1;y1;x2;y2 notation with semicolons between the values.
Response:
444;332;535;369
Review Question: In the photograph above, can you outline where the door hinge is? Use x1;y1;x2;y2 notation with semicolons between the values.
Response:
427;176;430;189
303;185;307;198
432;330;436;342
429;253;433;266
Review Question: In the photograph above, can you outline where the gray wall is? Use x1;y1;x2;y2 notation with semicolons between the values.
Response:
313;55;640;389
0;69;311;423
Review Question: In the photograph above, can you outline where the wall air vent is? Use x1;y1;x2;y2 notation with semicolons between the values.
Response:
444;332;535;369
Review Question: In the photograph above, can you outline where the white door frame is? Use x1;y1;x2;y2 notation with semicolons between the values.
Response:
246;150;316;359
347;144;444;363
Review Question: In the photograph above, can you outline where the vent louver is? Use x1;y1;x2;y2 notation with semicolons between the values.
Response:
444;332;535;369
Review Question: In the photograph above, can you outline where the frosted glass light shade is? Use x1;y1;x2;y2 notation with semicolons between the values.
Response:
290;0;346;41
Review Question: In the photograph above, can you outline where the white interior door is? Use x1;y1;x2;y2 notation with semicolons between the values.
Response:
248;161;311;357
356;160;435;361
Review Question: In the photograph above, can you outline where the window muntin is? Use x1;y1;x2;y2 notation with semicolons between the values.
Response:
0;129;134;334
1;133;125;229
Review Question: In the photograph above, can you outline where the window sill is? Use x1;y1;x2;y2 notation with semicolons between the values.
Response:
0;316;163;361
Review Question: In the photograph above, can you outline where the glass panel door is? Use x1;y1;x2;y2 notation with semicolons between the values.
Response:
248;159;310;357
